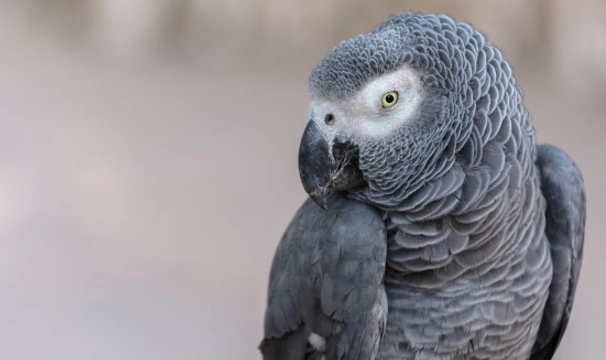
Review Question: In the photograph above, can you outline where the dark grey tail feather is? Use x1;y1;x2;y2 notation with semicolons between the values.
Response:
260;327;309;360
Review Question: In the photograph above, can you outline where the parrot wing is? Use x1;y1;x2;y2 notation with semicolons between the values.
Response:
260;193;388;360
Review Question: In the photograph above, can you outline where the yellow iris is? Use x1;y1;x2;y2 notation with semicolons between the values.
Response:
381;91;399;108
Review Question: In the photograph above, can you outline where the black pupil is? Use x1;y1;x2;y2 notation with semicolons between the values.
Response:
385;94;394;103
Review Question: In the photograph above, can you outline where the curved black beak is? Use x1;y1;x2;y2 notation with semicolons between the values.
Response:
298;121;365;209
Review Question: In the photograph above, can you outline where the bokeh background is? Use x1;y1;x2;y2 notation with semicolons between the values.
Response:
0;1;604;359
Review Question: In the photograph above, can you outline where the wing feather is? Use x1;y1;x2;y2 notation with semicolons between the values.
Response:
531;144;586;360
260;193;388;360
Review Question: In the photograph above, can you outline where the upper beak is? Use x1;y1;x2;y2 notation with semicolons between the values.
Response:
298;121;331;209
298;121;365;209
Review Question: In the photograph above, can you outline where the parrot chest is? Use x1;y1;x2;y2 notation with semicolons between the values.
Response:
378;207;552;359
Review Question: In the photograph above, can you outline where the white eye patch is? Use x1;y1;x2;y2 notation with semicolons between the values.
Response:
308;65;425;141
349;66;424;139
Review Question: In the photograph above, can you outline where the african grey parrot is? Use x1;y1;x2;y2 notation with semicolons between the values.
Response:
260;12;585;360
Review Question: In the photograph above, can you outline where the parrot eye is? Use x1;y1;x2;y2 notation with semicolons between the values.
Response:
381;91;399;108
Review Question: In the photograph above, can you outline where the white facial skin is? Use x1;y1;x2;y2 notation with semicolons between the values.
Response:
309;65;425;144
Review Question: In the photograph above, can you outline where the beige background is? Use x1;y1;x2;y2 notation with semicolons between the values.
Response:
0;1;604;359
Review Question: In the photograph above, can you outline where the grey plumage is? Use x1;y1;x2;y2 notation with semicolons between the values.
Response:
261;193;387;360
531;144;585;360
261;12;585;360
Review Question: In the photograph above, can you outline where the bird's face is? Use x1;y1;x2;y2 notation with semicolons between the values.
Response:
297;13;496;209
299;64;449;209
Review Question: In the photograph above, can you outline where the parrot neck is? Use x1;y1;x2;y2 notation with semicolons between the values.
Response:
351;110;543;287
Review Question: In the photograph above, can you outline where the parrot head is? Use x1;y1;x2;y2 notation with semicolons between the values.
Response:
299;14;478;209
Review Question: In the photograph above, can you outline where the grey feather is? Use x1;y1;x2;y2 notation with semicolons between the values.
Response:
260;193;388;360
530;144;585;360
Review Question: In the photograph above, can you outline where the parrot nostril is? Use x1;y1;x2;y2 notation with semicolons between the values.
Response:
324;113;335;126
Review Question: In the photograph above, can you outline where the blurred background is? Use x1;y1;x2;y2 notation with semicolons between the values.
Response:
0;1;604;359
